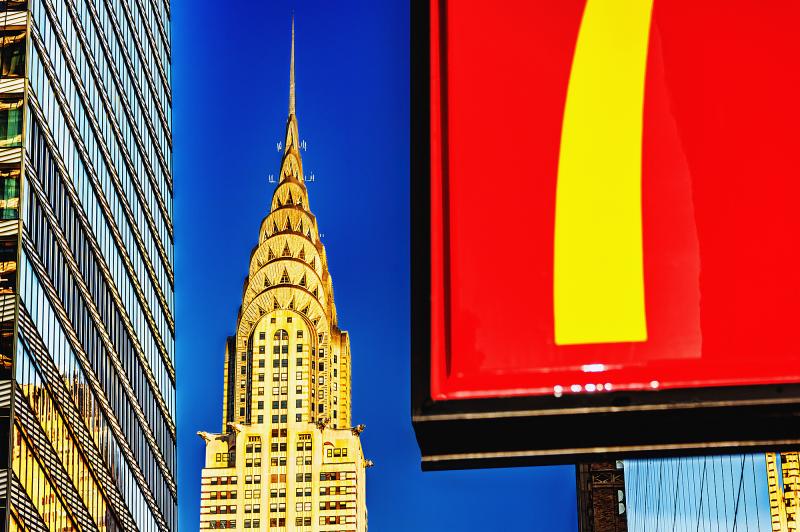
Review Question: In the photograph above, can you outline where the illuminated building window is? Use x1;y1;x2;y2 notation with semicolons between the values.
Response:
0;98;22;148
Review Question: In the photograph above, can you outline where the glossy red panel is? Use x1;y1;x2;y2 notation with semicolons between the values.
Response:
430;0;800;400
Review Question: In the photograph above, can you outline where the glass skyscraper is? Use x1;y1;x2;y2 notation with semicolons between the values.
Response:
0;0;175;530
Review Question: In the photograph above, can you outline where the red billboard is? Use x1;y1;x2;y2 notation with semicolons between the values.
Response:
413;0;800;468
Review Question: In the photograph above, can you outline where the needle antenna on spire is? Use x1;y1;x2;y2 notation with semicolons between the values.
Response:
289;16;296;116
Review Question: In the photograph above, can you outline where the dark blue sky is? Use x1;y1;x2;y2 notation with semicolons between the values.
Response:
172;1;577;530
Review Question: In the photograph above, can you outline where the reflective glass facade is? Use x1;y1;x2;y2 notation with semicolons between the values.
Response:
0;0;175;530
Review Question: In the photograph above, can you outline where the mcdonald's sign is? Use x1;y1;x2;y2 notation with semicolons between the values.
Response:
412;0;800;469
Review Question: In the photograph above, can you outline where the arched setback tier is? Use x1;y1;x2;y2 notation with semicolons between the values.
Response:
258;213;321;258
250;232;325;281
270;177;310;212
237;286;331;352
243;260;329;314
281;150;303;180
263;206;318;238
282;121;302;169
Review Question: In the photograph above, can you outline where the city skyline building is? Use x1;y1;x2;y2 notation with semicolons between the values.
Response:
197;21;369;531
0;0;175;530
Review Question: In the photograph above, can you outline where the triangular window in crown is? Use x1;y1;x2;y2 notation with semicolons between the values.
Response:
268;247;275;261
273;297;281;310
310;257;316;270
299;274;307;287
301;304;310;315
297;219;304;234
280;269;291;284
298;247;305;260
312;287;318;298
297;197;303;208
313;318;320;326
282;242;292;257
284;216;293;231
272;220;280;234
288;297;295;310
286;190;294;205
306;229;312;239
265;277;272;288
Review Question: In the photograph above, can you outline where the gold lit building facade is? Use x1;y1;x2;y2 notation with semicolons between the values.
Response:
198;23;369;531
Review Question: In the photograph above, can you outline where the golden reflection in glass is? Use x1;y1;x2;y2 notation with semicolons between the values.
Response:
20;381;112;530
0;29;25;79
12;424;76;531
8;511;21;532
0;98;23;148
0;166;20;219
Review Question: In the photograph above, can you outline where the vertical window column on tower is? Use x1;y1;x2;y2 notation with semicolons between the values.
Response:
0;235;15;378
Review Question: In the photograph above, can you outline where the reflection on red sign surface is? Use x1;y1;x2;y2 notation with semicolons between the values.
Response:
430;0;800;400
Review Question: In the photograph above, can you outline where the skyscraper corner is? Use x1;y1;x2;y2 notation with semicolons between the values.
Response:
0;0;176;530
197;21;370;531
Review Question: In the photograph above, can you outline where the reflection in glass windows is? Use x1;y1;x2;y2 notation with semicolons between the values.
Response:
0;166;19;220
0;29;24;78
15;341;116;529
0;98;22;148
11;425;77;531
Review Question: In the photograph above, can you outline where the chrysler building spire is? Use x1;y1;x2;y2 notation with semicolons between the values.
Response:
197;18;369;531
289;16;296;116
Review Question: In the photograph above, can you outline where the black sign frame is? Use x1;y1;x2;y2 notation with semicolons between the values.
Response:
410;0;800;471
